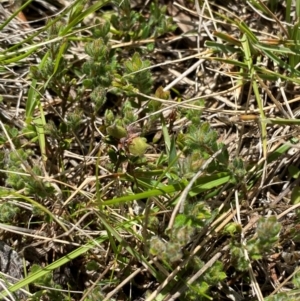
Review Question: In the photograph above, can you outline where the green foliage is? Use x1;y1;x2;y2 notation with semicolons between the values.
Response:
149;236;183;263
174;202;212;228
111;0;176;41
124;52;152;96
104;109;115;125
47;20;65;38
247;216;281;259
229;157;247;180
3;149;29;189
181;99;204;127
122;100;138;124
223;222;242;236
82;40;117;89
256;217;281;244
0;0;180;300
28;264;65;301
230;241;249;271
154;86;170;101
0;126;22;148
128;137;149;156
185;281;210;301
292;271;300;289
149;197;224;300
264;292;299;301
30;264;53;286
25;166;54;197
0;202;20;223
0;130;54;213
203;260;226;285
184;261;226;301
149;225;193;263
184;122;219;156
65;108;83;132
90;86;107;112
177;118;228;179
106;124;127;139
170;225;193;245
291;186;300;204
92;19;111;40
3;0;297;300
230;217;281;271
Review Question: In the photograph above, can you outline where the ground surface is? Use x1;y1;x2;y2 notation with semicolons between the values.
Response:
0;0;300;301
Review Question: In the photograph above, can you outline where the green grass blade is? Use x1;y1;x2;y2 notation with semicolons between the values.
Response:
263;117;300;125
33;116;47;163
98;172;231;206
4;235;108;297
240;34;267;158
0;47;37;64
62;0;112;34
7;192;68;232
0;0;33;31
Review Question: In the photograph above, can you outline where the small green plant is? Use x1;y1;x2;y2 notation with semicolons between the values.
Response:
247;216;281;260
27;264;65;301
111;0;176;41
0;202;20;223
230;217;281;272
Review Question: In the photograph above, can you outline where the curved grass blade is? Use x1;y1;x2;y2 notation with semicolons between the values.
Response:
98;172;232;206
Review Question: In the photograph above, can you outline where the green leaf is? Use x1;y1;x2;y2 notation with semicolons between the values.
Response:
291;186;300;204
106;124;127;139
128;137;149;156
223;222;242;236
289;165;300;179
